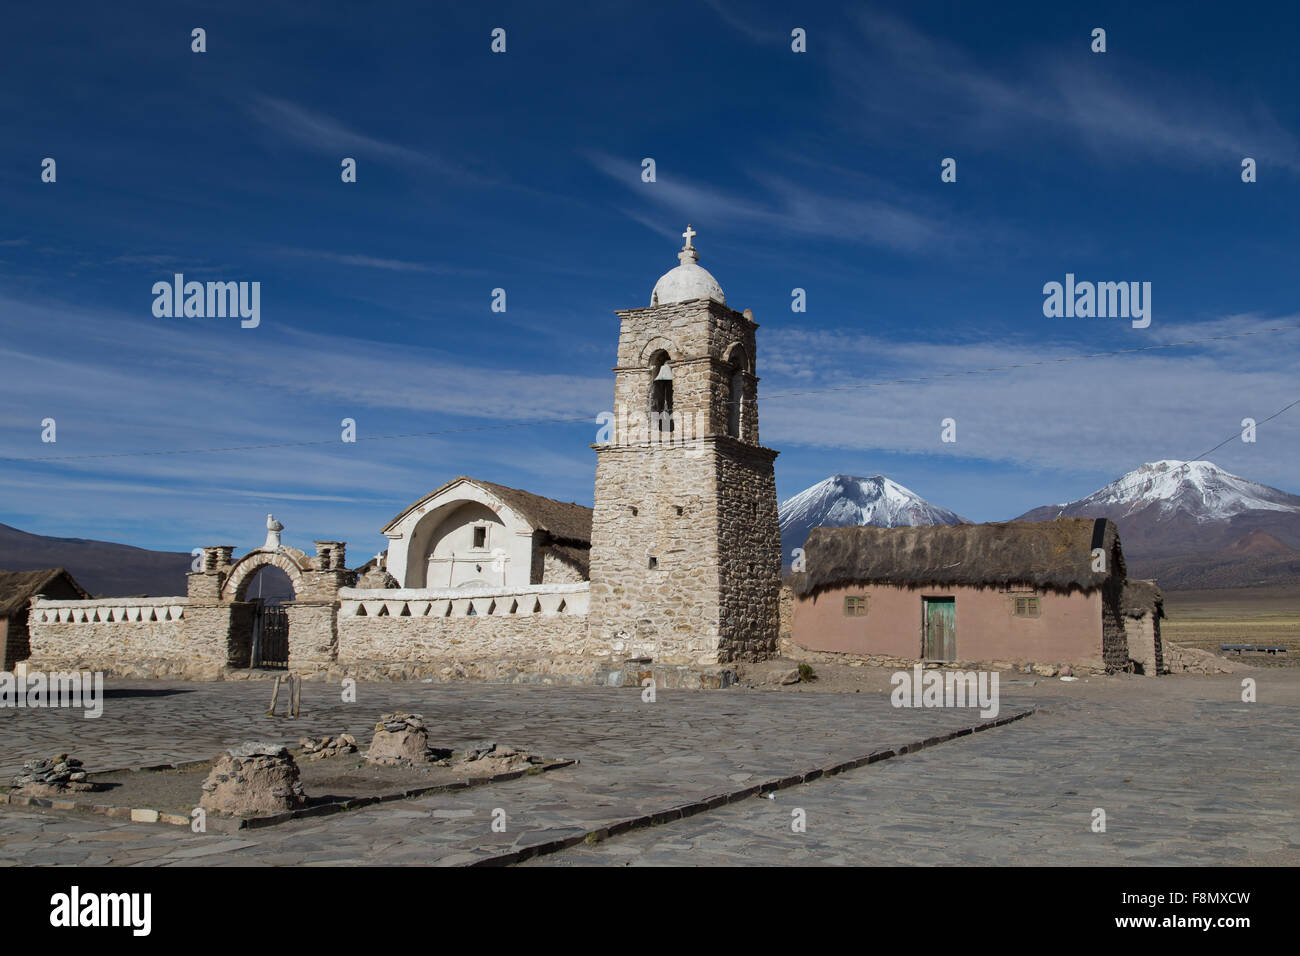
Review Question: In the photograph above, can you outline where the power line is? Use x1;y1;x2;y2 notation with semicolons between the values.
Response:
760;323;1300;401
1191;397;1300;461
0;418;593;463
3;323;1298;464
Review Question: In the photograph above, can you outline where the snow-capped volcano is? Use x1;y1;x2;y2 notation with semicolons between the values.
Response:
1015;460;1300;565
779;474;968;560
1061;460;1300;521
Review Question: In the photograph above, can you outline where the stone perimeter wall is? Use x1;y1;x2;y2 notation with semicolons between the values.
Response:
25;597;213;679
23;584;599;682
337;584;594;680
337;584;597;681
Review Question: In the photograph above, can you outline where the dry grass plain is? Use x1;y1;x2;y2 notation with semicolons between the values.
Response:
1163;584;1300;665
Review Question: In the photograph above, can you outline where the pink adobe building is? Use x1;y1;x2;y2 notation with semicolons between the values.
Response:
790;518;1160;675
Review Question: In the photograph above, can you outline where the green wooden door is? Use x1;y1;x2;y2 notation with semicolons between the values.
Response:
923;597;956;661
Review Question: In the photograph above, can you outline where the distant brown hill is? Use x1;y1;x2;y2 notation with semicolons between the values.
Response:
1137;533;1300;591
0;522;191;597
1218;530;1297;557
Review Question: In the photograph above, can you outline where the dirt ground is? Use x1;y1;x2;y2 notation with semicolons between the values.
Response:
4;749;568;817
737;651;1300;705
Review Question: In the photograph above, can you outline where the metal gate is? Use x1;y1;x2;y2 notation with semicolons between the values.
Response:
251;602;289;669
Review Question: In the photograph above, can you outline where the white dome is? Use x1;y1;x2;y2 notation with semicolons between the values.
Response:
650;225;726;306
651;262;726;306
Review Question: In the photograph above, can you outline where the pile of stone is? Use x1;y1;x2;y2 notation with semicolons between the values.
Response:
367;713;442;766
11;754;98;794
298;734;358;760
1164;642;1249;675
199;742;307;816
455;742;544;772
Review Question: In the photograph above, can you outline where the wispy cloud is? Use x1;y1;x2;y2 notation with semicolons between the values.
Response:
701;0;781;44
759;317;1300;489
831;10;1300;172
246;94;489;182
588;151;946;252
0;290;605;549
272;246;481;275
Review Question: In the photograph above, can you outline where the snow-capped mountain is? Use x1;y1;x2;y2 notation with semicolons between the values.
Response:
1042;460;1300;521
779;474;968;561
1015;460;1300;570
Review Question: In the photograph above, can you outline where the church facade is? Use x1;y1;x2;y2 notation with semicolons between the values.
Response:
23;229;783;686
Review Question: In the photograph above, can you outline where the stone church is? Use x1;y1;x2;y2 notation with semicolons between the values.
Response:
24;228;784;685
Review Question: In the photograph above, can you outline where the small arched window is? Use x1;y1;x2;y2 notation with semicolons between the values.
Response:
728;370;744;437
725;345;748;439
649;352;674;433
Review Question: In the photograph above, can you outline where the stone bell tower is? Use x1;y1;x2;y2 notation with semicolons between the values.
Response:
587;225;781;666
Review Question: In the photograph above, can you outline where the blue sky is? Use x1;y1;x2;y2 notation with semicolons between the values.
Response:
1;0;1298;555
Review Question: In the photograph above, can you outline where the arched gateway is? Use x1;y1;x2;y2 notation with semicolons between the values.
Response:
187;529;351;675
222;548;311;603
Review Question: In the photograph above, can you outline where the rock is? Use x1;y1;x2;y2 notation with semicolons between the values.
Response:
367;713;435;766
461;741;498;762
11;753;101;793
200;747;306;816
453;743;543;772
1164;642;1249;675
298;734;358;760
227;741;290;759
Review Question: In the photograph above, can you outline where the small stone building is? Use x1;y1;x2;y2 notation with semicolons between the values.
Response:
791;518;1138;673
0;568;91;670
1121;579;1165;676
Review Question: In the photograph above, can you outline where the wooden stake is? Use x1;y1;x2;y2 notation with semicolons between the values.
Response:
267;675;281;716
291;675;301;718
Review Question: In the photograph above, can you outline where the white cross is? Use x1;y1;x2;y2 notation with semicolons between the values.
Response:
373;551;385;568
682;223;696;249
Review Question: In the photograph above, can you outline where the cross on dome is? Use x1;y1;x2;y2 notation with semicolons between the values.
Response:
682;223;696;249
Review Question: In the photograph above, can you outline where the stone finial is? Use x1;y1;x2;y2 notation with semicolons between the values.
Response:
264;513;284;551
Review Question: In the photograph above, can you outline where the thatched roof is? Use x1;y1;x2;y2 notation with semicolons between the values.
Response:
1122;579;1164;619
0;568;91;617
792;518;1124;597
474;479;592;546
383;477;592;546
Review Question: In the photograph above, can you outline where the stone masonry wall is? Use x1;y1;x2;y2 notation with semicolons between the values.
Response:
337;584;595;679
610;300;759;446
542;549;587;584
714;438;781;661
25;597;213;679
589;442;723;666
285;603;338;673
